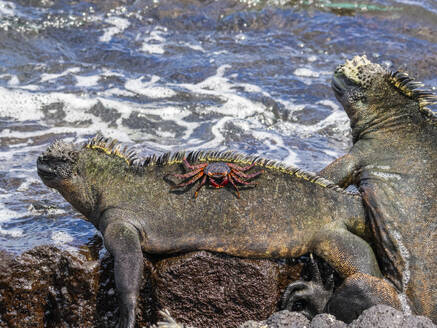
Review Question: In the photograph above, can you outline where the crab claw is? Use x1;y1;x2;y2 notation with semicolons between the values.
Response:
280;254;334;319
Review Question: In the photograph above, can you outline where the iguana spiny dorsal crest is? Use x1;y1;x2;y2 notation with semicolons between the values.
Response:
336;55;436;125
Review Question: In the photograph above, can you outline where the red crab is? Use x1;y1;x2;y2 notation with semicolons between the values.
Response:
171;158;263;198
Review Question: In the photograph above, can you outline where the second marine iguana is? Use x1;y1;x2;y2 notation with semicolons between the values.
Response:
285;55;436;322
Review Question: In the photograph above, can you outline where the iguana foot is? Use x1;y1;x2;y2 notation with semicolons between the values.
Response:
281;254;334;319
325;273;402;323
116;293;137;328
116;307;136;328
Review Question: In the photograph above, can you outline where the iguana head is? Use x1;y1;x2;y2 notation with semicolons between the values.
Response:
37;139;97;221
37;140;79;188
332;55;436;141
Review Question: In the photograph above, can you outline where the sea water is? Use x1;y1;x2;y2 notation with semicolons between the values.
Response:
0;0;436;253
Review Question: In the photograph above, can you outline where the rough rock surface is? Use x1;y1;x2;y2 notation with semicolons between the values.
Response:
310;313;347;328
0;244;155;328
265;311;310;327
0;243;301;328
236;307;436;328
349;305;436;328
154;251;282;327
2;246;435;328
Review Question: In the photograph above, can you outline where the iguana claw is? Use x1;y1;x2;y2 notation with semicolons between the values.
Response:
281;254;334;319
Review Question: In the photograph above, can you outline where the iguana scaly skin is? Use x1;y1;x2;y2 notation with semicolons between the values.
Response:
319;55;437;322
37;135;396;327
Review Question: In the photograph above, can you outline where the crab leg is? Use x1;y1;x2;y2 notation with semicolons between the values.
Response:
173;168;203;180
230;172;257;186
171;171;204;188
227;175;241;198
209;176;228;188
194;175;208;198
227;162;255;172
231;168;263;180
182;158;208;171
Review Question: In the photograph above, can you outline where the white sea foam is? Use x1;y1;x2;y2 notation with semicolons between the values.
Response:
181;42;205;52
0;87;44;121
307;55;318;62
7;74;19;86
125;76;177;98
0;226;23;237
0;202;24;237
178;65;270;119
199;116;232;149
75;74;100;87
317;99;340;111
0;86;133;141
276;102;349;139
0;203;24;223
140;26;168;54
0;0;15;17
141;43;165;54
323;149;340;157
293;67;320;78
99;16;130;43
17;177;41;192
40;67;81;83
252;129;298;166
51;231;74;244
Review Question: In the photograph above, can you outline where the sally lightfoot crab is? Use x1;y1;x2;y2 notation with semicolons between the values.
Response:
171;158;263;198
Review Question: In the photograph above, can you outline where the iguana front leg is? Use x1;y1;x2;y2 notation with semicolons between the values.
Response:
319;152;360;187
100;210;144;328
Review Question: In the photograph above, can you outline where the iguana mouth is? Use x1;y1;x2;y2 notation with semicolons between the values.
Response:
331;75;345;96
331;70;363;98
36;158;57;180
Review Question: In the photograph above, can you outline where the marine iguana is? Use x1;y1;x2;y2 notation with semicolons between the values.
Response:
37;135;397;328
284;55;436;322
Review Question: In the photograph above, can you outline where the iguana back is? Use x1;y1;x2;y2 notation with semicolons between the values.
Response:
77;145;366;258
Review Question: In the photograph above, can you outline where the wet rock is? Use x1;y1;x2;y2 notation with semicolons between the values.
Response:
0;246;99;328
154;251;281;328
9;247;431;328
0;245;154;328
0;246;302;328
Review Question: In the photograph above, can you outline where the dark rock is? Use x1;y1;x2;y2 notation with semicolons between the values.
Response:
349;305;436;328
0;246;302;328
266;310;310;327
0;245;154;328
0;246;98;328
310;313;347;328
238;306;436;328
154;251;282;328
